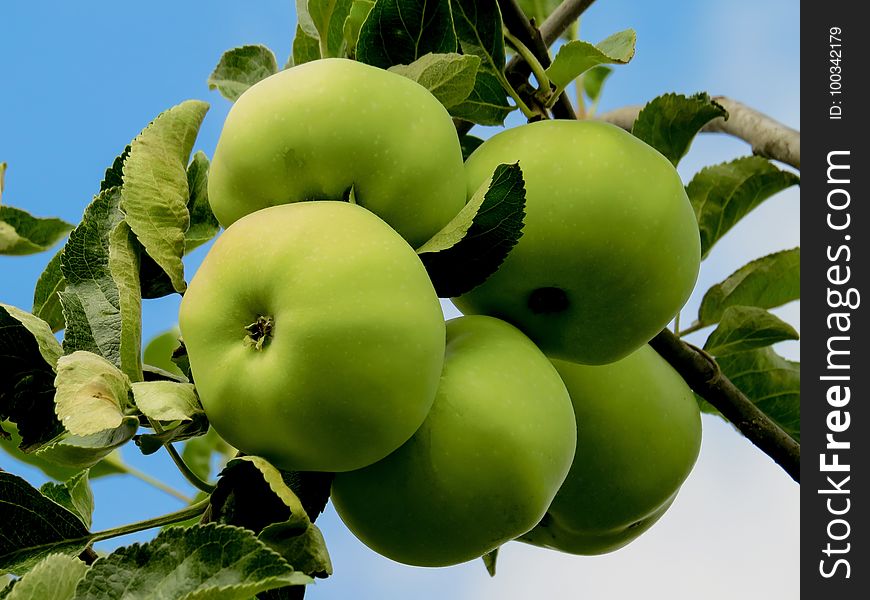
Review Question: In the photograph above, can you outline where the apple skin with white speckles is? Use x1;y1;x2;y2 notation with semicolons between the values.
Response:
179;201;446;472
208;58;466;249
454;120;701;364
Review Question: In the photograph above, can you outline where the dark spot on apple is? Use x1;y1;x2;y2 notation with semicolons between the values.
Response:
527;287;569;314
627;519;645;530
244;315;274;351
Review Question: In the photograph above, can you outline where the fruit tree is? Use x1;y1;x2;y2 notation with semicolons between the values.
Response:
0;1;799;598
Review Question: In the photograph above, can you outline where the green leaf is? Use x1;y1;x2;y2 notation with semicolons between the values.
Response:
482;547;498;577
451;0;503;69
131;381;201;422
207;45;279;102
389;53;480;108
449;0;513;125
184;152;218;253
5;554;88;600
307;0;354;58
0;423;74;481
72;524;311;599
259;523;332;579
516;0;560;25
85;450;127;479
100;147;130;192
138;253;176;300
209;459;333;584
295;0;319;37
291;25;321;66
0;303;62;367
698;248;800;326
357;0;457;69
583;65;612;103
342;0;374;58
459;134;484;161
231;457;310;529
210;460;332;534
631;92;728;166
688;156;800;258
0;206;73;256
0;305;65;450
57;187;126;365
39;471;94;529
0;472;91;575
545;29;635;90
418;162;526;297
32;249;66;333
182;427;234;483
170;339;193;382
143;327;184;377
703;306;798;357
0;421;124;481
33;417;138;471
717;347;800;442
121;100;209;294
448;71;513;125
109;221;143;381
0;577;12;599
54;351;132;437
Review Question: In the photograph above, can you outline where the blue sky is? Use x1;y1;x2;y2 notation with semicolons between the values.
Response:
0;1;799;598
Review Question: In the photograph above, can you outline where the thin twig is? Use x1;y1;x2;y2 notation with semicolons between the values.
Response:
499;0;576;119
597;96;801;169
649;328;800;482
539;0;598;46
163;441;216;494
89;497;211;543
503;28;551;92
678;321;706;337
148;418;216;494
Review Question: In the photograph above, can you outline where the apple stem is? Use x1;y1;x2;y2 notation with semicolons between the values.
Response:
498;0;578;120
148;417;217;494
497;70;540;121
503;28;552;96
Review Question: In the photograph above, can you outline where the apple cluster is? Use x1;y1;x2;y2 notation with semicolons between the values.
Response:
179;58;703;567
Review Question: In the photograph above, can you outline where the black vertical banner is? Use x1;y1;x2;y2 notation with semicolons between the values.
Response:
802;3;869;596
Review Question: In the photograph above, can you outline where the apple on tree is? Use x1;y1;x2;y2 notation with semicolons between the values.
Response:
331;315;577;567
178;201;446;473
455;120;701;365
520;344;702;555
207;58;467;248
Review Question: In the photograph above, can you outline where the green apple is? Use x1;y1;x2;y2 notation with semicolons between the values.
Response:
208;58;467;248
520;345;702;555
331;315;577;567
178;201;446;472
454;120;701;364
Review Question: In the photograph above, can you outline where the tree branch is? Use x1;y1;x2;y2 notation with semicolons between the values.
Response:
539;0;598;45
649;329;800;482
597;96;801;169
498;0;576;119
462;1;802;484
